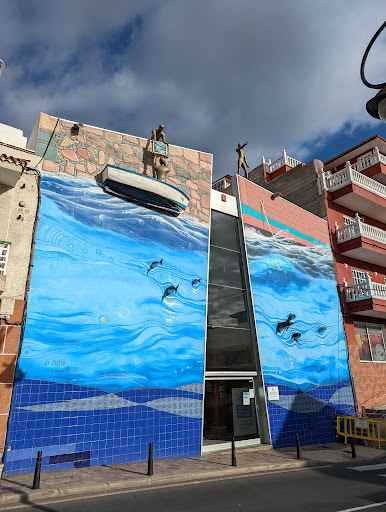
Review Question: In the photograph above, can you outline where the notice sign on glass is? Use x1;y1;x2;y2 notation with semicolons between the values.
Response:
267;386;280;401
243;391;250;405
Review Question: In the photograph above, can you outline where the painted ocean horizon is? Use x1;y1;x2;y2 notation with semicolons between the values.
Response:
17;174;209;392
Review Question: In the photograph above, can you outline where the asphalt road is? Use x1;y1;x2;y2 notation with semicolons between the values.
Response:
2;459;386;512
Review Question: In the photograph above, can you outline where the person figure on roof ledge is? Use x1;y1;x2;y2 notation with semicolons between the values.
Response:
151;124;167;144
236;142;249;179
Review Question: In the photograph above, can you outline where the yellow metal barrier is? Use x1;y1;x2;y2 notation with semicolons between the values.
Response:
336;415;386;449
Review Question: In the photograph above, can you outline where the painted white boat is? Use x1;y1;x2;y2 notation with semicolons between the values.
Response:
101;165;189;214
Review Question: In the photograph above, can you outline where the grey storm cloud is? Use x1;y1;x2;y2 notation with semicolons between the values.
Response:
1;1;386;180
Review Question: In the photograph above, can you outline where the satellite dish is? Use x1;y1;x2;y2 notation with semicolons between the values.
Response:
0;60;4;77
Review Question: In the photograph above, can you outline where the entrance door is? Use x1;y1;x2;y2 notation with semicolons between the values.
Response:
203;379;258;446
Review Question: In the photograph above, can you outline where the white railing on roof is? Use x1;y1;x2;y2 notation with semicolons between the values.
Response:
0;242;10;275
345;281;386;302
349;147;386;173
263;150;304;174
212;177;232;191
336;213;386;245
320;162;386;199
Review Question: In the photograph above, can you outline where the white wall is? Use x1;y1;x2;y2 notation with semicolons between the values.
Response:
0;123;27;148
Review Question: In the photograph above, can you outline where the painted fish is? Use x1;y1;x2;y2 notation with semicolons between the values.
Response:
276;314;296;334
147;259;163;275
318;326;327;333
161;284;179;302
192;278;201;286
292;332;302;341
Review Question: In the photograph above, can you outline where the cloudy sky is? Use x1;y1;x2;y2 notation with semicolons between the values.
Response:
1;1;386;180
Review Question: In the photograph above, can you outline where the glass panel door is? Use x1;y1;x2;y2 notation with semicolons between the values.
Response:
203;379;258;446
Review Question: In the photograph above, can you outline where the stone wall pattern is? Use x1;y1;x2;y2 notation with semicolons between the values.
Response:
35;114;212;225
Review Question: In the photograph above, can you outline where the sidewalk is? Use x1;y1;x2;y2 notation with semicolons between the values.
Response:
0;443;385;505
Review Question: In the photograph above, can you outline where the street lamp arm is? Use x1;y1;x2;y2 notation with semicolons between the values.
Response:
360;20;386;89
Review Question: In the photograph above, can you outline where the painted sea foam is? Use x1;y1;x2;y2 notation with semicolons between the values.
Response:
244;225;350;392
17;174;209;392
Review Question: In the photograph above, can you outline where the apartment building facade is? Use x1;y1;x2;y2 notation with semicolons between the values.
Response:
320;136;386;414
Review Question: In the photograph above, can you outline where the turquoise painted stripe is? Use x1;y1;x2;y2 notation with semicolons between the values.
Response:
241;203;330;248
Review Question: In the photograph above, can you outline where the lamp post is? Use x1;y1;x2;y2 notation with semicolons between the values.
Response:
361;21;386;121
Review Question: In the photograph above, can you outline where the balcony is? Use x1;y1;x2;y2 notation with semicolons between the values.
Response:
320;164;386;223
0;241;10;293
335;214;386;266
263;150;304;174
349;147;386;184
345;281;386;319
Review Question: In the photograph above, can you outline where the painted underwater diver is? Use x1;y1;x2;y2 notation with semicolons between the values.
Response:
276;314;296;334
161;284;179;302
147;259;163;274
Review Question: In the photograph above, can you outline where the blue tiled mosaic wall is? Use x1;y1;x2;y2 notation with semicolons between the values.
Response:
265;381;354;448
4;174;209;474
4;379;203;474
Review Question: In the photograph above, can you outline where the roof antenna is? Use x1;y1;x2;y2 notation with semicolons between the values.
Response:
0;60;5;77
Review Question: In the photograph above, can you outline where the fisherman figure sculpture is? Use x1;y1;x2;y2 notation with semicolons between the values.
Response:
236;142;249;178
151;124;167;143
153;155;170;182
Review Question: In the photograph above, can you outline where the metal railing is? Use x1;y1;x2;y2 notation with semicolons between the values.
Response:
0;241;11;275
345;281;386;302
321;162;386;199
263;150;304;174
336;415;386;448
336;214;386;245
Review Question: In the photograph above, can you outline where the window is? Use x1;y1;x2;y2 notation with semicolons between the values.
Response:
206;328;255;371
207;285;249;329
0;242;11;275
210;210;240;251
354;323;386;362
208;246;244;289
207;210;256;372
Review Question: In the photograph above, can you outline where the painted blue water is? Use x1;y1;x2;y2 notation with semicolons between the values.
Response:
244;225;350;392
17;174;209;392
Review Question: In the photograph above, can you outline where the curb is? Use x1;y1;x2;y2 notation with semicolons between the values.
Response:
0;460;320;506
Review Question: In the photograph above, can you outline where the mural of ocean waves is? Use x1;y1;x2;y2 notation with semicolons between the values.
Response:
17;391;203;418
266;385;354;414
244;225;350;392
41;174;209;253
244;226;334;281
18;175;209;392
